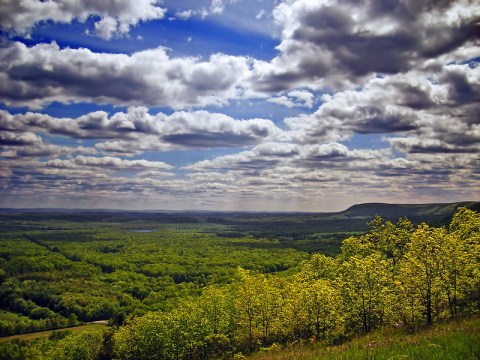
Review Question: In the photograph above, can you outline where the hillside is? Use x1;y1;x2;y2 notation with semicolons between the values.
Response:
249;315;480;360
339;201;480;222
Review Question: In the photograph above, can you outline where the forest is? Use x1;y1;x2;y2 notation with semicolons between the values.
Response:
0;203;479;359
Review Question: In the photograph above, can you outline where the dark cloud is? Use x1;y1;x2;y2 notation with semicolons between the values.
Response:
162;133;257;148
0;131;41;146
285;61;480;157
387;136;480;154
251;0;480;92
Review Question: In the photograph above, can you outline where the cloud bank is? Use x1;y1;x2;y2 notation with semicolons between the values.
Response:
0;0;479;211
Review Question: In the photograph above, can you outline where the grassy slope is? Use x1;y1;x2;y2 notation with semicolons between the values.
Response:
250;315;480;360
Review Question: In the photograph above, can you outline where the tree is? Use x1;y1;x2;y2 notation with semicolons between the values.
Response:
302;279;345;343
51;328;105;360
340;253;392;333
199;285;232;336
448;207;480;310
399;224;445;325
234;268;281;352
114;312;170;360
367;216;413;269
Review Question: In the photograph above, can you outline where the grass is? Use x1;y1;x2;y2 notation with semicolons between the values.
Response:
0;323;107;343
249;315;480;360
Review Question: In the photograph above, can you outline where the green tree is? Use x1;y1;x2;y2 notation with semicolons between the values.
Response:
340;253;392;333
399;224;445;325
302;279;345;343
51;328;105;360
448;207;480;310
234;268;282;352
114;312;169;360
367;216;413;268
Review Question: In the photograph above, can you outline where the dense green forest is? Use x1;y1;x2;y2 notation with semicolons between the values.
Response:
0;203;479;359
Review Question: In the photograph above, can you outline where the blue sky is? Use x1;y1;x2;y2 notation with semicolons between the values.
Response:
0;0;479;211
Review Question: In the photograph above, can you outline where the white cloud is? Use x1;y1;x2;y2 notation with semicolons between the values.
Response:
256;9;266;20
288;90;314;108
268;89;314;108
0;0;167;40
267;96;297;108
0;41;251;109
284;63;480;154
173;0;226;21
47;155;173;171
176;9;194;20
210;0;225;15
0;107;282;153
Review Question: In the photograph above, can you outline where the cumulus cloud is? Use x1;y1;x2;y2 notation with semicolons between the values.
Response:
0;0;166;40
0;142;94;159
0;107;280;153
174;0;226;20
0;124;98;159
250;0;480;92
0;41;250;109
182;139;466;209
186;142;393;174
1;157;185;208
184;137;479;198
184;142;298;172
159;111;280;147
0;131;42;146
284;62;480;155
268;89;315;108
47;155;172;171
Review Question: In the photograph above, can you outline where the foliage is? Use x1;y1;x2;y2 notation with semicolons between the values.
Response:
0;207;479;359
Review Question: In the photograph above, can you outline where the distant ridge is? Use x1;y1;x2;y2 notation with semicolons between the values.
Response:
340;201;480;220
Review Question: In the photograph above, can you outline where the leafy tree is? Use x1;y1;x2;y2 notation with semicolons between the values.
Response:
199;285;233;337
301;279;345;343
367;216;413;268
299;253;338;281
448;207;480;309
399;224;445;325
340;253;393;333
234;268;282;352
50;328;105;360
114;312;169;360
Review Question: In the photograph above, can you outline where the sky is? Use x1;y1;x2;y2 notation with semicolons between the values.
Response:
0;0;479;212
